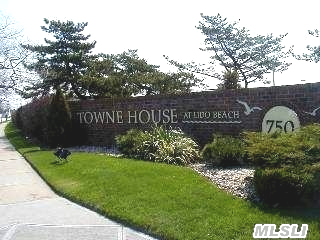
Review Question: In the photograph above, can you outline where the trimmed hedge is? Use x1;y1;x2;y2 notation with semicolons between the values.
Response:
12;96;50;144
254;167;309;206
12;91;85;147
244;124;320;168
301;163;320;206
245;124;320;207
254;165;320;207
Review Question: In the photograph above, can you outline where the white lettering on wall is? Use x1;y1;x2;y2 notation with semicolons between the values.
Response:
93;112;105;124
76;109;241;125
116;111;123;123
84;112;94;124
138;110;150;124
182;110;241;124
151;110;161;124
106;111;115;123
77;109;178;125
128;111;138;123
171;109;178;123
162;109;171;124
77;112;84;124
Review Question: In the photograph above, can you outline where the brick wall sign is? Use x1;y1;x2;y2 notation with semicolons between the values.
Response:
69;82;320;146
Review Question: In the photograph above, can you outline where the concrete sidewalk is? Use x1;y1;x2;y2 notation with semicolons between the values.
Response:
0;123;156;240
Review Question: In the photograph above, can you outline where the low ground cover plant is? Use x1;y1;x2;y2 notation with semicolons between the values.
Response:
116;126;200;165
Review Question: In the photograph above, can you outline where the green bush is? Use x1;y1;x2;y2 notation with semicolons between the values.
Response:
254;164;320;207
201;135;246;167
296;124;320;159
246;124;320;207
116;126;200;165
115;129;146;157
11;90;85;148
11;107;23;130
301;163;320;206
254;167;311;206
12;96;50;144
244;124;320;168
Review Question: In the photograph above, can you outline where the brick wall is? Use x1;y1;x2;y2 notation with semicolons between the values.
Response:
68;82;320;147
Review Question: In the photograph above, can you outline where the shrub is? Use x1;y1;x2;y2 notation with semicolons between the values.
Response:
13;96;50;143
115;129;146;157
254;164;320;207
254;167;311;206
244;124;320;169
296;124;320;160
139;126;200;165
11;90;84;147
246;124;320;207
301;163;320;206
11;107;23;130
116;126;200;165
201;135;246;167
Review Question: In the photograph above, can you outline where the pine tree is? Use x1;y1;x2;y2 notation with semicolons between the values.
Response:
22;19;96;98
82;50;203;97
166;13;292;88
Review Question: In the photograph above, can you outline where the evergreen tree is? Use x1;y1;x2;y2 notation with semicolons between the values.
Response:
46;87;72;147
23;19;202;98
166;13;292;88
22;19;96;98
82;50;203;97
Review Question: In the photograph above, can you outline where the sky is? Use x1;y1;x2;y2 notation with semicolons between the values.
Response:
1;0;320;92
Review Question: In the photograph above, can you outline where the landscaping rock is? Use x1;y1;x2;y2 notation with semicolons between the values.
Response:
191;164;259;202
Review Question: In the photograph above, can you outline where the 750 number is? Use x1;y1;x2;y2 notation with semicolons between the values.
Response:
266;120;295;133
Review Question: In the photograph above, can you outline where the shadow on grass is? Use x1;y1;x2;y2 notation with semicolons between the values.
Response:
249;196;320;224
50;159;70;165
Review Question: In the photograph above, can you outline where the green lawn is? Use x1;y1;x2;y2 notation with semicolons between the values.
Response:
4;122;320;240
